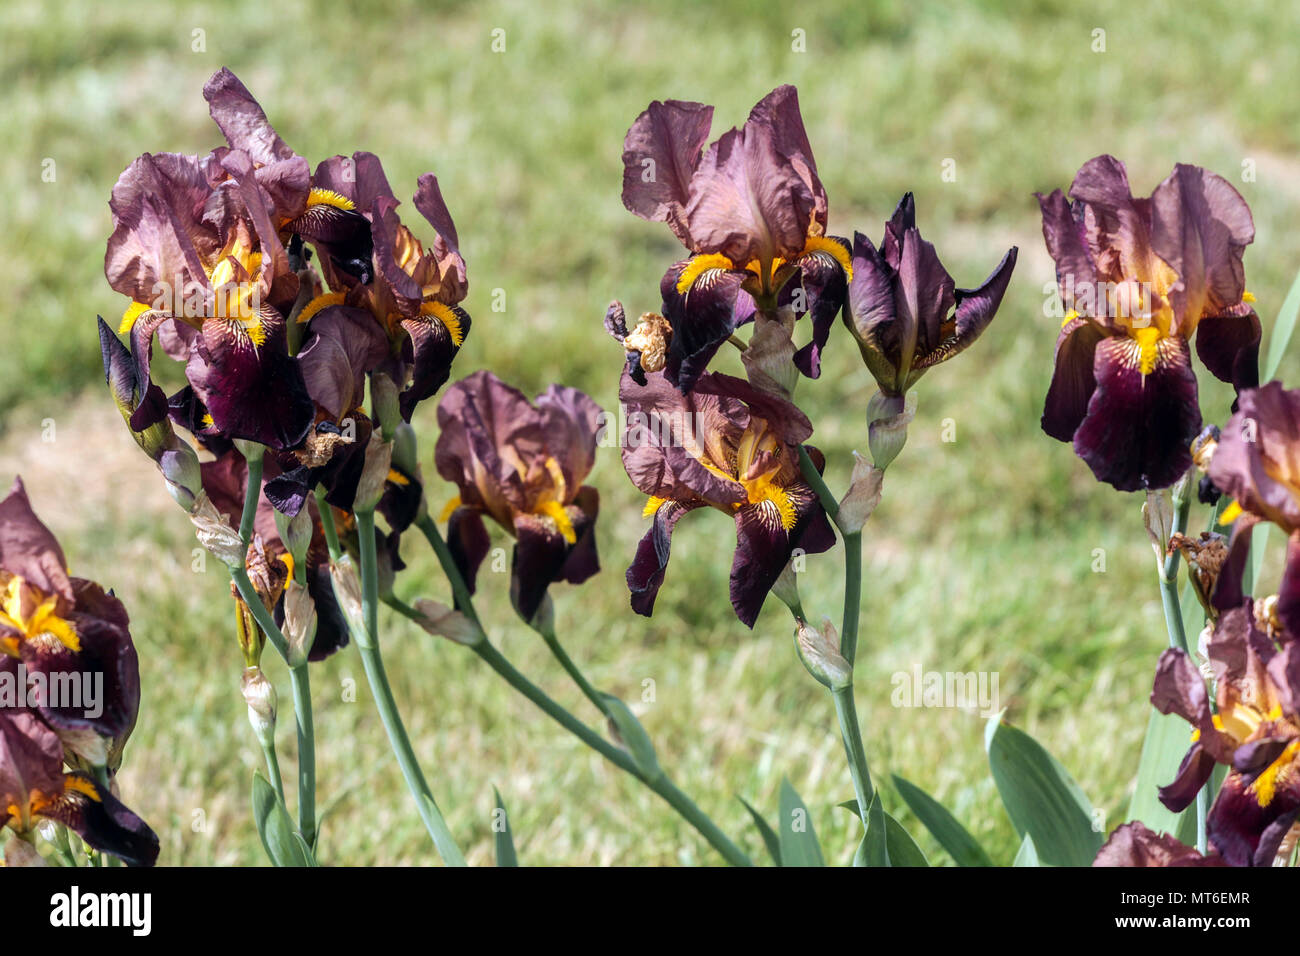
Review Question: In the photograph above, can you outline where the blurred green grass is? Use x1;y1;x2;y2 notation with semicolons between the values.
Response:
2;0;1299;864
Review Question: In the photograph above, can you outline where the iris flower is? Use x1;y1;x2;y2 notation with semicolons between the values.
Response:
105;69;323;450
620;368;835;627
296;151;470;421
0;479;157;866
1152;602;1300;866
434;371;602;622
1;711;158;866
1039;155;1258;491
843;193;1016;398
621;86;851;389
0;479;139;741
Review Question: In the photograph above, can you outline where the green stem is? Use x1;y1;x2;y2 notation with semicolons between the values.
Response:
414;516;752;866
536;620;610;717
355;509;466;866
314;486;342;561
239;448;263;548
260;736;288;808
1155;480;1201;851
833;685;874;811
290;663;316;847
797;446;877;830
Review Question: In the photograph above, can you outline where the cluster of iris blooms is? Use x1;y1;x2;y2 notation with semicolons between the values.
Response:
3;66;1290;867
1036;158;1300;867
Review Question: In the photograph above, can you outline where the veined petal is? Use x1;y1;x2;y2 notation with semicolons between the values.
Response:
1072;334;1200;491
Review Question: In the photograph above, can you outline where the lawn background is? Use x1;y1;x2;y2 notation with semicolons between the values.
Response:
3;0;1299;864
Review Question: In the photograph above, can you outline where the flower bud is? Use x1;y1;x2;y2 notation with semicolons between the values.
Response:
1143;488;1174;571
330;555;364;633
866;389;916;470
412;598;483;646
837;452;884;533
795;617;852;689
353;432;393;513
3;833;47;867
273;504;313;570
241;666;277;748
158;441;203;513
371;371;401;441
234;594;265;667
741;311;800;398
190;491;247;568
282;579;318;667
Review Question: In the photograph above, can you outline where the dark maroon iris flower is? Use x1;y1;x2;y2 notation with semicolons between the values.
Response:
844;193;1016;397
0;479;158;866
1039;155;1258;492
434;371;602;623
619;368;835;627
621;87;851;390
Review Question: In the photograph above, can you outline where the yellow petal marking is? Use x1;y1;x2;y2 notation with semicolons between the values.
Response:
421;301;464;347
675;253;735;294
296;291;346;325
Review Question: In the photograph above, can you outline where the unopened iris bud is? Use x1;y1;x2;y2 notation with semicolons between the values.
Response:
795;617;852;689
234;593;265;666
371;372;401;441
837;452;884;533
190;492;247;568
412;598;483;646
158;441;203;513
282;579;318;667
1143;488;1174;572
330;555;364;632
866;389;916;470
741;310;800;398
241;666;277;748
353;432;393;513
273;505;312;572
3;833;47;867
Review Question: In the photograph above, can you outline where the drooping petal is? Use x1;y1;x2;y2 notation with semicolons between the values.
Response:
788;237;850;378
1071;334;1200;491
628;499;701;617
659;260;753;393
1093;821;1221;867
399;306;470;420
1157;742;1218;813
1208;769;1300;866
36;772;160;867
1041;317;1106;442
1196;304;1260;392
913;246;1018;374
186;315;315;450
446;507;491;603
729;478;833;628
